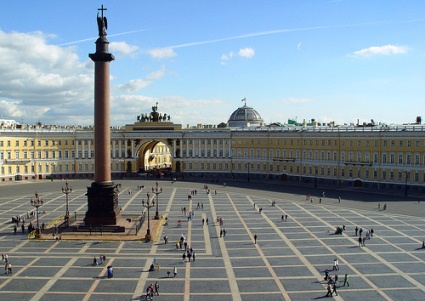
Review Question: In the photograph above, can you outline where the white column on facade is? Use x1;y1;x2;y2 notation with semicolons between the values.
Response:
186;138;189;158
88;140;92;158
81;140;85;159
131;140;135;158
192;138;195;158
173;139;177;157
211;138;214;158
112;140;116;158
198;138;201;157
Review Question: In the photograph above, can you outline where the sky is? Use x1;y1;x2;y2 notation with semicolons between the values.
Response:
0;0;424;127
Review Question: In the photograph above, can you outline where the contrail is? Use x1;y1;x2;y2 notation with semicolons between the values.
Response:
56;28;154;46
167;26;329;49
151;18;425;50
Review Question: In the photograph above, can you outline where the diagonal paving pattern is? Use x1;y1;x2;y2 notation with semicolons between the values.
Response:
0;180;424;301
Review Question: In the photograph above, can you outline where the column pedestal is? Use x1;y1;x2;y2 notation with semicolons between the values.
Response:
85;182;121;225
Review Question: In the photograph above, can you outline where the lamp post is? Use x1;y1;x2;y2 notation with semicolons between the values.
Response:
152;181;163;219
314;165;318;188
30;192;43;236
62;181;72;220
142;194;155;241
404;170;410;197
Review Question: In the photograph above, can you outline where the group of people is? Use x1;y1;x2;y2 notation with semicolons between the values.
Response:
145;281;160;298
324;258;349;297
93;254;106;266
378;203;388;210
355;226;374;247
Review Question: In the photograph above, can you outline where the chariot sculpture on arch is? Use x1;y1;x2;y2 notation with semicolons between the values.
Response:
136;103;171;123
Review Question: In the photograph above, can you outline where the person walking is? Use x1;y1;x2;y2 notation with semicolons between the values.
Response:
332;283;338;296
358;236;362;247
154;281;160;295
343;274;349;286
324;269;329;281
355;226;358;236
326;283;333;297
173;266;177;278
192;251;196;262
254;234;257;244
333;258;339;271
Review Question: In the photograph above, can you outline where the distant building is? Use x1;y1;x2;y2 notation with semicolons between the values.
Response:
0;105;424;194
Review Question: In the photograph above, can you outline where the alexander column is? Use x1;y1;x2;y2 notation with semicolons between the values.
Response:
85;5;121;225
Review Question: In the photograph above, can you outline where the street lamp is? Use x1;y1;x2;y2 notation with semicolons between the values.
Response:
404;170;410;197
30;192;43;236
62;181;72;220
142;195;155;241
314;165;318;188
152;181;163;220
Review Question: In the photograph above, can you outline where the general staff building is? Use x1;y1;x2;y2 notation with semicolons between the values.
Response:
1;104;424;194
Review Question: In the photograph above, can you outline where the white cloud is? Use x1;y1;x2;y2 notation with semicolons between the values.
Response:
109;41;139;56
238;47;255;58
116;79;152;93
146;66;166;80
353;44;409;57
221;48;254;63
109;95;231;126
221;52;234;60
116;66;166;93
297;42;302;51
0;29;94;124
146;47;176;59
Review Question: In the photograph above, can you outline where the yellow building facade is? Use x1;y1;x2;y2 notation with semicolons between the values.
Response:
1;106;424;194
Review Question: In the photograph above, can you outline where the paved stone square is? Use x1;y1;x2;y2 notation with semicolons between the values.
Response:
0;180;424;300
